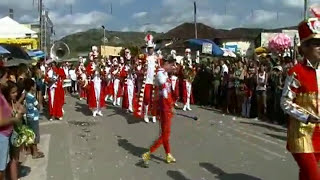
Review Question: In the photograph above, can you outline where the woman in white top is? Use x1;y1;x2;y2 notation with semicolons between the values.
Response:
256;64;268;119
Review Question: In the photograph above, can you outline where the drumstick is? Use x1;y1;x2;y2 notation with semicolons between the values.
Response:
176;113;199;121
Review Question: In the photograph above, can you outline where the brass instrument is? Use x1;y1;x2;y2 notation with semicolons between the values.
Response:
183;65;196;82
50;41;70;60
182;58;196;82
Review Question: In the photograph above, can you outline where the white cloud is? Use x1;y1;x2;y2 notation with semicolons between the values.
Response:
18;14;38;23
121;27;130;32
132;12;148;19
263;0;319;8
49;11;112;38
248;10;279;24
99;0;134;6
198;14;236;28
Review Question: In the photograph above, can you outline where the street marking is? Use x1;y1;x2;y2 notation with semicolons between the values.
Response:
22;134;51;180
224;125;285;149
221;130;286;159
40;120;66;126
233;135;286;159
235;124;285;144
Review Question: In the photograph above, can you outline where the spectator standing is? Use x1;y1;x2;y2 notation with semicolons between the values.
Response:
24;78;45;159
256;64;268;120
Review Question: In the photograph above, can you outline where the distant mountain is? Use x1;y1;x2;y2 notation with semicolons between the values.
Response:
60;29;162;56
60;23;297;56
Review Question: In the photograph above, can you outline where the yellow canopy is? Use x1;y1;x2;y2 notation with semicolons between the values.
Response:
0;38;38;49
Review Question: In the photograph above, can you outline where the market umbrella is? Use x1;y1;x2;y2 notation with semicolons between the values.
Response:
0;45;10;54
185;39;224;56
27;50;45;59
4;58;31;67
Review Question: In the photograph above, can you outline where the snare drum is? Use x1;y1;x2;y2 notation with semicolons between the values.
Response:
63;79;72;88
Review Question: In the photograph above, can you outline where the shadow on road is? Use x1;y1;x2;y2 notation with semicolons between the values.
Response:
18;165;31;178
239;122;286;133
74;101;92;116
116;136;163;167
264;133;287;141
108;106;142;124
167;170;192;180
199;162;262;180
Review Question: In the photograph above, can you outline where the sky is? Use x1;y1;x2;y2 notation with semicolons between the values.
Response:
0;0;319;39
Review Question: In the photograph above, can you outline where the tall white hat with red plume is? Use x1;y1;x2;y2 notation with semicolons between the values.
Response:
145;34;155;48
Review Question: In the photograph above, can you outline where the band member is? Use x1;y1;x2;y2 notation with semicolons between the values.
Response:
111;58;122;106
181;48;196;111
86;58;106;117
45;61;66;121
280;13;320;180
134;34;160;123
122;53;135;113
135;55;145;95
104;59;114;102
169;50;180;107
142;60;176;165
76;62;87;100
89;46;99;61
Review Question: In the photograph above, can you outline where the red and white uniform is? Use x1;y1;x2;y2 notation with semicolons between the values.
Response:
122;63;135;112
104;62;114;101
45;66;66;119
280;15;320;180
181;49;195;111
149;68;174;154
170;72;179;103
77;63;87;99
86;62;106;117
134;53;160;122
112;62;125;106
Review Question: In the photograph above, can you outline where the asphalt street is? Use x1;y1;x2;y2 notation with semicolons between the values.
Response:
21;96;297;180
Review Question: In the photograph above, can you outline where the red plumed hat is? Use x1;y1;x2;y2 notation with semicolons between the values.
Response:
299;5;320;43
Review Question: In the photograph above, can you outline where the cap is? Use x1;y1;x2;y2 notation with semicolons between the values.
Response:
185;48;191;53
273;65;283;72
299;18;320;43
145;34;155;48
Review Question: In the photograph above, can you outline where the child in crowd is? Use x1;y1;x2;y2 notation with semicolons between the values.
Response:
24;78;44;159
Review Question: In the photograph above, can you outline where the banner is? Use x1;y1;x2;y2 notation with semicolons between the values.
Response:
225;45;237;53
202;43;212;54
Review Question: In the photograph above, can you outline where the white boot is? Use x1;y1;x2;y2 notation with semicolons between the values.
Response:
144;105;149;123
116;98;121;106
183;104;187;111
92;110;97;117
97;109;103;116
152;116;157;123
186;98;192;111
113;97;117;106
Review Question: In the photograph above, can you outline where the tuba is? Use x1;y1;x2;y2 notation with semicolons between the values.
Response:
182;58;196;82
50;41;70;60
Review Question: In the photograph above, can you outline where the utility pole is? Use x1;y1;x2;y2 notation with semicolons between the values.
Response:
304;0;308;20
39;0;43;50
194;1;197;39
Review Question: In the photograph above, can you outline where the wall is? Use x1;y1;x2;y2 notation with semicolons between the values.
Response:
100;45;123;57
260;30;299;48
222;40;255;57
